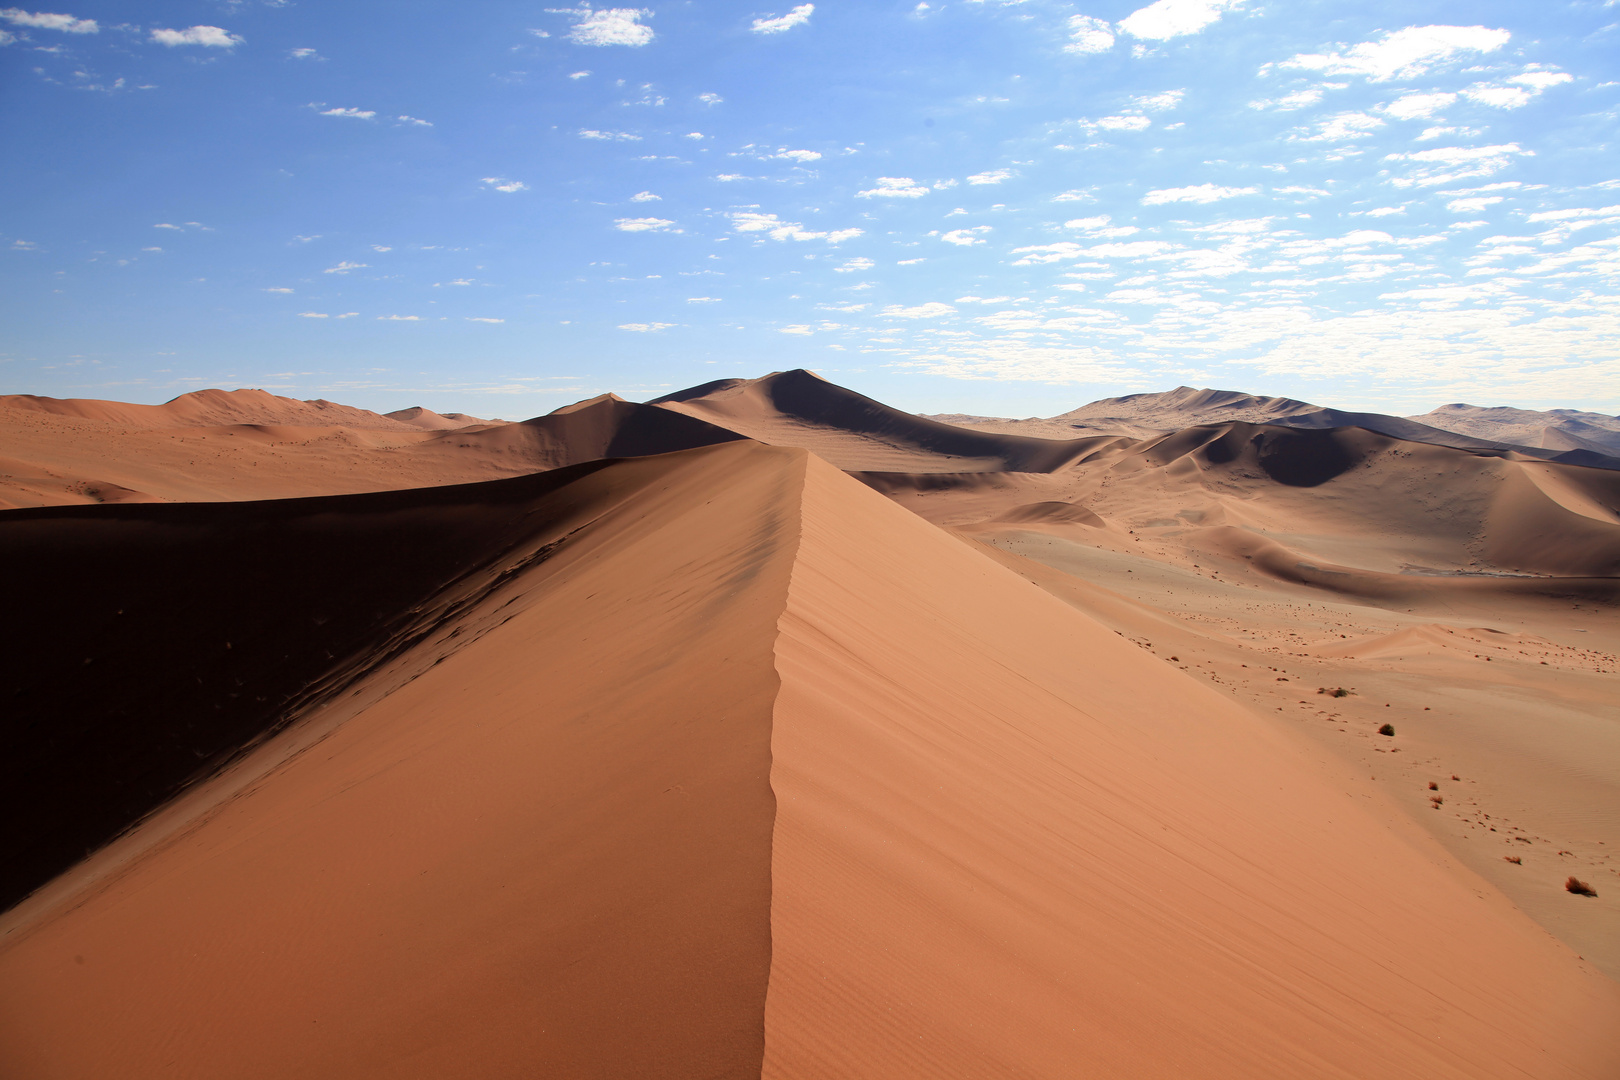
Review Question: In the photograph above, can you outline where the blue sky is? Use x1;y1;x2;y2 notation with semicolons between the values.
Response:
3;1;1618;418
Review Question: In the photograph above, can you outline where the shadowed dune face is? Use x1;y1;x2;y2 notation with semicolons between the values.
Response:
0;456;635;910
0;442;801;1079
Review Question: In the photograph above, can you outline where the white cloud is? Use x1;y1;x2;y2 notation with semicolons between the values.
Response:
1275;185;1330;198
1080;114;1153;134
481;177;529;192
966;169;1014;185
579;128;642;140
466;317;505;323
752;3;813;34
775;149;822;162
1065;14;1114;54
264;287;293;293
728;210;861;243
1277;25;1509;83
779;324;815;335
685;132;705;140
698;92;723;105
1065;215;1139;238
1142;183;1258;205
323;261;367;274
150;25;241;47
1382;92;1455;120
942;226;992;246
567;8;654;47
1295;111;1383;141
1446;196;1503;214
618;322;674;331
881;302;956;319
1462;84;1530;109
835;257;875;272
1052;190;1093;202
379;315;420;321
715;173;750;181
289;47;321;60
319;106;376;119
298;312;329;318
1356;206;1406;217
1;9;96;32
1117;0;1244;42
371;245;392;252
857;176;929;198
630;190;661;201
1524;205;1620;224
398;115;432;127
1510;69;1572;92
569;70;591;79
614;217;675;231
1384;143;1530;187
687;296;721;303
1250;88;1326;111
1131;89;1185;112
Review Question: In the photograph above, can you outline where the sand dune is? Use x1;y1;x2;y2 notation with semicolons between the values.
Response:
925;383;1620;469
384;405;487;430
1;387;423;431
652;368;1104;472
1412;403;1620;454
3;442;1616;1077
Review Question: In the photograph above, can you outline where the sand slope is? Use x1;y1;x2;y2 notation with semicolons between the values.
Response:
3;443;1616;1077
1;388;423;431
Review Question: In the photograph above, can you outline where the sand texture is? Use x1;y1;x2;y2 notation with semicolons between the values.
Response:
3;440;1618;1077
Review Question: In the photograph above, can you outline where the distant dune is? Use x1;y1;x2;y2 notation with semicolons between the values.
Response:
3;441;1616;1077
922;383;1620;470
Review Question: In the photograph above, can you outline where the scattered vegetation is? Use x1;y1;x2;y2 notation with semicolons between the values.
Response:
1317;686;1351;697
1378;723;1396;737
1428;781;1439;791
1504;855;1521;865
1566;877;1598;897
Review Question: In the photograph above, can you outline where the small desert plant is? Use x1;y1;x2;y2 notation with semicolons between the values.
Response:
1378;723;1395;736
1503;855;1521;864
1566;877;1598;897
1428;782;1439;790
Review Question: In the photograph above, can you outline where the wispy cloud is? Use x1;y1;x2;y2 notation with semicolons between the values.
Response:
942;226;992;245
966;169;1014;185
1275;25;1510;82
323;261;367;274
856;176;929;198
288;47;322;60
752;4;814;34
564;8;654;47
466;317;505;323
150;25;242;48
881;301;955;319
730;210;861;243
630;190;660;201
1141;183;1259;204
1384;143;1531;188
1065;15;1114;55
398;115;432;127
614;217;675;231
1;8;96;32
579;128;641;140
481;176;529;192
316;106;376;119
618;322;674;331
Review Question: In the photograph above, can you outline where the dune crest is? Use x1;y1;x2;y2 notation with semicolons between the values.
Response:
2;443;1616;1077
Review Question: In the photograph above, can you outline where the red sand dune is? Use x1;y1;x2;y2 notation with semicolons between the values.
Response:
1;387;422;430
2;443;1616;1077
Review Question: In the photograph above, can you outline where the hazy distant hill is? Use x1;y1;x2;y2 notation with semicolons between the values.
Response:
1409;403;1620;456
924;385;1620;470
